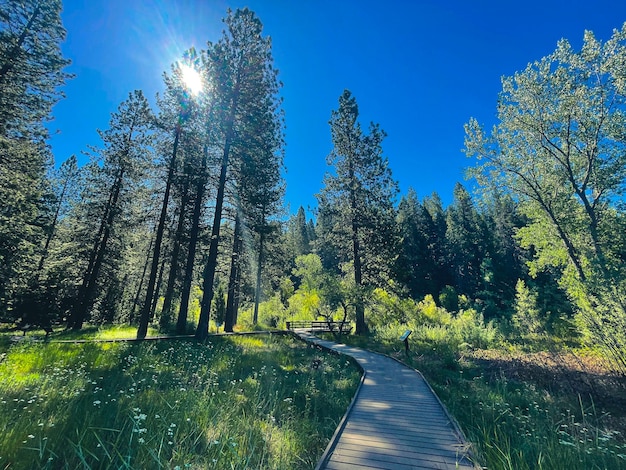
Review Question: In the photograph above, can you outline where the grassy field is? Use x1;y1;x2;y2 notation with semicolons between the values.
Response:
328;325;626;470
0;327;361;469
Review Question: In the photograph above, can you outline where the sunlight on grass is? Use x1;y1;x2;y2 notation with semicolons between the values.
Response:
0;332;360;469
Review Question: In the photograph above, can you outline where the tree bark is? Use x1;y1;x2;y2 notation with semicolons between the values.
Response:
70;168;123;330
252;230;265;325
347;144;366;335
137;125;180;339
195;126;233;340
176;146;208;334
224;210;242;332
37;174;69;272
160;172;190;329
129;234;154;325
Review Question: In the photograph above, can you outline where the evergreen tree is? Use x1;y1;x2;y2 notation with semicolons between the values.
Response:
237;122;285;325
137;55;202;339
70;90;154;329
0;0;71;141
445;183;484;298
318;90;398;334
0;0;71;318
287;206;312;258
195;8;283;340
394;188;439;299
37;155;79;273
422;191;451;295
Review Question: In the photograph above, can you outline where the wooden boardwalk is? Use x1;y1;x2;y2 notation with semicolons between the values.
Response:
294;331;477;470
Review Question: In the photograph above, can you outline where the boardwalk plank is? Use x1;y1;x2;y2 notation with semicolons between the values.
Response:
294;331;478;470
332;445;472;469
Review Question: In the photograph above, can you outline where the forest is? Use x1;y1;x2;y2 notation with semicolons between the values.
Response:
2;2;626;370
2;1;626;468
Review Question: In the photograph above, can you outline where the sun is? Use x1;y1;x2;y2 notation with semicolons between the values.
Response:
180;64;202;95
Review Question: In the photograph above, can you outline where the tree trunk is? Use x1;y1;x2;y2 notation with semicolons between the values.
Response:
137;125;180;339
176;148;208;334
195;94;238;340
150;252;167;321
225;210;242;332
70;169;123;330
233;256;242;326
37;176;69;272
129;234;154;325
348;151;367;335
160;173;190;329
252;230;265;325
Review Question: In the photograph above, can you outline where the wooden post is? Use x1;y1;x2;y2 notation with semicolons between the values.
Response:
400;330;412;356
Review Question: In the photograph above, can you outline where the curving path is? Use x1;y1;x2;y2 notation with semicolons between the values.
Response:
294;331;478;470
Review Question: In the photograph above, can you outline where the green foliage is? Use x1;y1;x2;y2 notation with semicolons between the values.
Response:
512;279;542;336
0;0;71;320
317;90;399;333
213;284;226;330
367;289;498;356
0;333;360;469
0;0;72;141
466;24;626;372
446;183;485;298
439;285;459;313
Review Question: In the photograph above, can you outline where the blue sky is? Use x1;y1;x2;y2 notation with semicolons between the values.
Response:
49;0;626;216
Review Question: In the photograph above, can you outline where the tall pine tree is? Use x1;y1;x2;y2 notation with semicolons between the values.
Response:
318;90;398;334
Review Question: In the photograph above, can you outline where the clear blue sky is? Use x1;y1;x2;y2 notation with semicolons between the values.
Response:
48;0;626;215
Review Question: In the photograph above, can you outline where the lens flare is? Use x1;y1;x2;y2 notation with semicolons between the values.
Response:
180;64;202;95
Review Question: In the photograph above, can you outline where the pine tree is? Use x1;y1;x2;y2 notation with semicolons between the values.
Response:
0;0;71;318
195;8;284;340
445;183;484;298
394;188;439;299
318;90;398;334
137;56;202;339
0;0;71;141
70;90;154;329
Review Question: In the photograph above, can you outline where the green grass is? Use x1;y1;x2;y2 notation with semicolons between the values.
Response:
326;325;626;470
0;332;361;469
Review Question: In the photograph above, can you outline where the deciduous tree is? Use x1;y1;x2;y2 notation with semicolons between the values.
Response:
465;24;626;371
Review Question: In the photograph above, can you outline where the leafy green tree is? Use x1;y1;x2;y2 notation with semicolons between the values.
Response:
465;25;626;371
318;90;398;334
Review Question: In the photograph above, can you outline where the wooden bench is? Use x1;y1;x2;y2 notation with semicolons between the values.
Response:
286;320;352;334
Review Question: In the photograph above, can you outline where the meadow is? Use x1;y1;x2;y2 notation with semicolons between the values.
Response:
0;328;361;469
